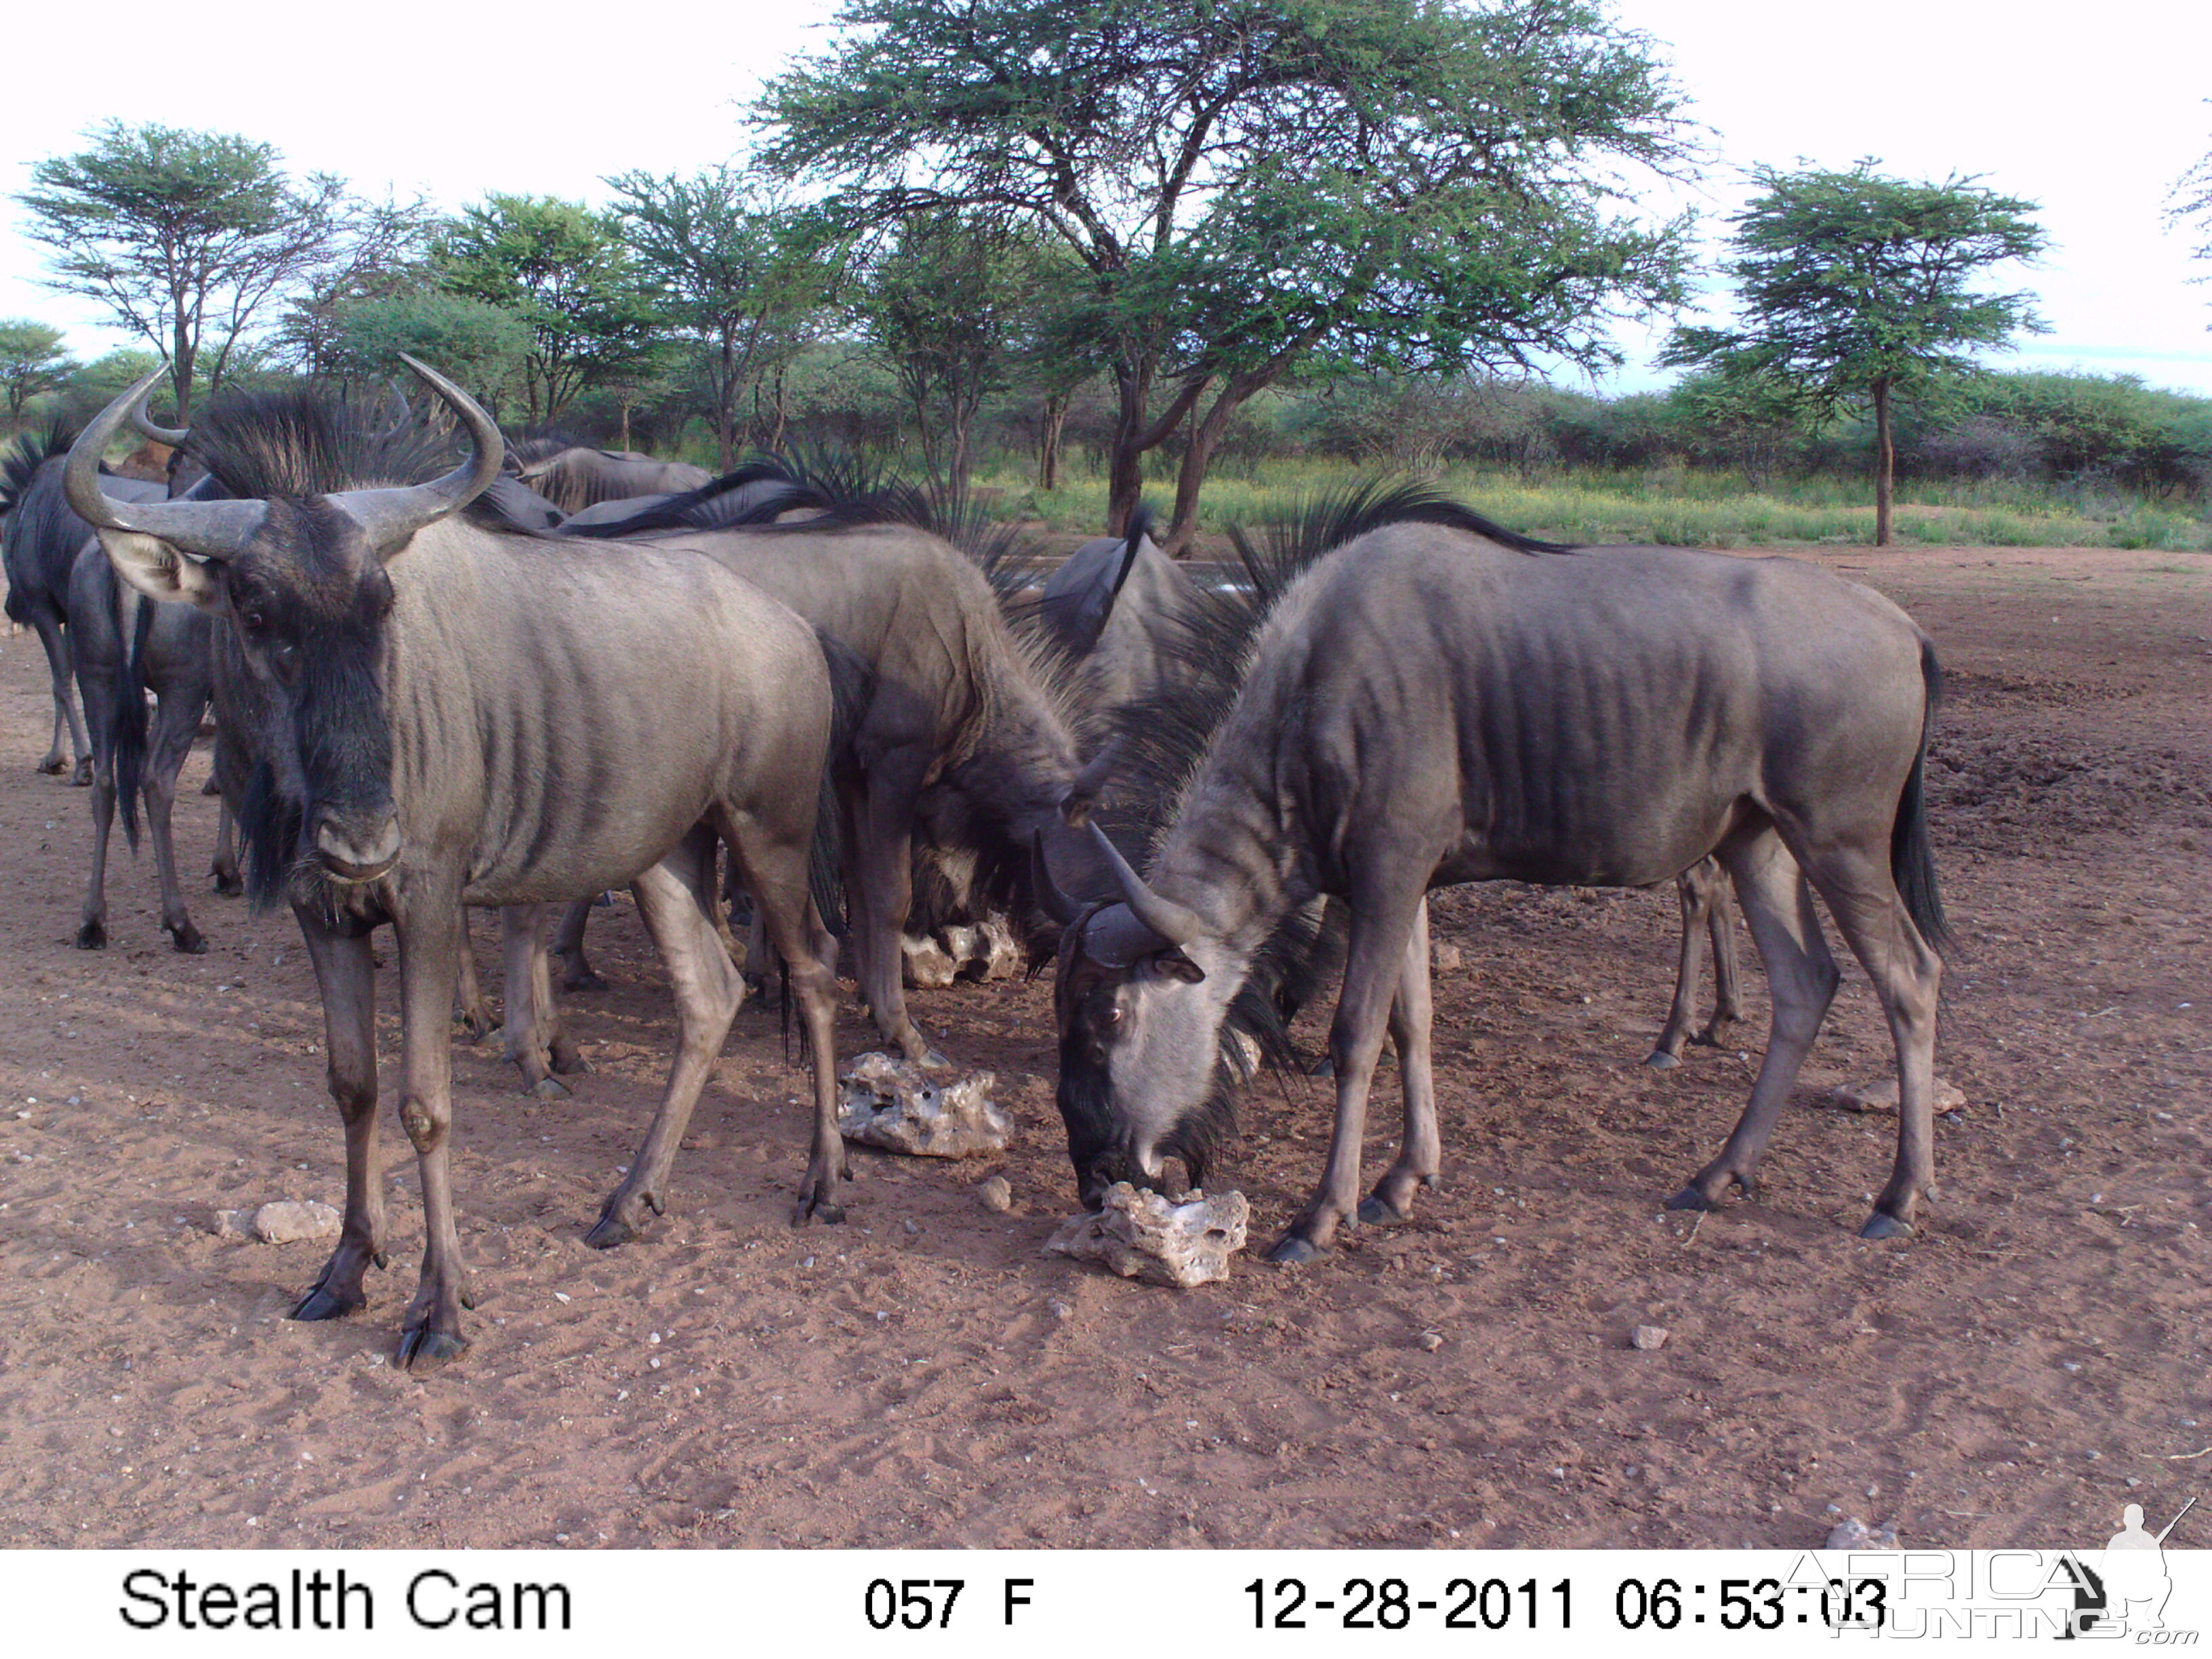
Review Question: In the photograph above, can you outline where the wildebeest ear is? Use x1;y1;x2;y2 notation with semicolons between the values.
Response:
1150;947;1205;985
98;529;222;611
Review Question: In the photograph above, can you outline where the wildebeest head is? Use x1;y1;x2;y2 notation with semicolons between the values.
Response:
64;356;503;888
1040;822;1242;1208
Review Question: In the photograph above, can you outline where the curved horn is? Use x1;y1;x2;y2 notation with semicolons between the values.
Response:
64;370;267;561
1086;821;1203;946
1031;830;1082;928
377;378;413;439
1059;737;1124;827
127;389;190;448
337;353;505;556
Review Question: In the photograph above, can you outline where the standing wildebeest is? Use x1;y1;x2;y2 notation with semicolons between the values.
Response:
514;446;712;516
1053;511;1755;1071
68;360;846;1365
1043;489;1948;1260
546;471;1118;1065
3;419;169;783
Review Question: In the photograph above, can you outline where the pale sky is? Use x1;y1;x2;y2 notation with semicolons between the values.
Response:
3;0;2207;396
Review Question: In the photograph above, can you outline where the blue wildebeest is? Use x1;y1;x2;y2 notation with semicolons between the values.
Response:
544;468;1120;1066
515;445;712;516
1041;489;1948;1260
1048;512;1755;1071
3;419;170;783
68;360;846;1366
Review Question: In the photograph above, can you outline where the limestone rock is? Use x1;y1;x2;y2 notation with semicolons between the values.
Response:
1826;1077;1966;1115
964;916;1025;982
251;1199;342;1245
977;1175;1014;1213
838;1052;1008;1158
1631;1324;1670;1351
1825;1515;1899;1550
1044;1182;1248;1288
1431;943;1464;973
210;1208;250;1240
899;935;958;989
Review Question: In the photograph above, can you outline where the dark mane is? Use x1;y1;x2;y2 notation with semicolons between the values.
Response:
0;415;85;517
190;388;458;501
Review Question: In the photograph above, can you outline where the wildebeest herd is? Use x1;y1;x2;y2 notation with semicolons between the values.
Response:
0;361;1949;1366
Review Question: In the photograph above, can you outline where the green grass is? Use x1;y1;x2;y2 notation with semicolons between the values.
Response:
972;458;2212;551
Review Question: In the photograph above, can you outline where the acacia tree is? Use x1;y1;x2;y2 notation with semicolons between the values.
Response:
0;321;79;418
2169;112;2212;306
605;167;837;468
433;195;663;425
17;122;351;419
1663;161;2046;546
760;0;1694;550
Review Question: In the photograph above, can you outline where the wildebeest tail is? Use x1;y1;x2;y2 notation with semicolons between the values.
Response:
808;629;873;939
1891;638;1950;953
111;579;156;852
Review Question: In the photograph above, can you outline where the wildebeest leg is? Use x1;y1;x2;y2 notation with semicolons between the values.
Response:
554;895;607;991
75;726;117;950
851;762;945;1066
1359;898;1441;1225
451;907;495;1040
143;689;208;954
1271;884;1429;1265
1666;827;1839;1216
394;894;474;1368
1702;867;1744;1046
1800;846;1944;1238
587;835;747;1248
735;834;844;1225
1648;862;1717;1066
501;904;586;1096
291;918;384;1321
210;794;243;897
31;615;89;781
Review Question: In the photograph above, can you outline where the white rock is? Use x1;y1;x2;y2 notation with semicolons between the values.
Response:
1044;1183;1248;1288
968;916;1025;982
1825;1515;1898;1550
1631;1324;1670;1351
1432;943;1464;973
1826;1077;1965;1115
210;1208;251;1240
251;1200;342;1245
838;1052;1008;1158
899;935;958;989
977;1175;1014;1213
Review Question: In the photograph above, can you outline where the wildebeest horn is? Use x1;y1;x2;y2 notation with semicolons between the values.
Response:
64;370;268;562
1032;830;1082;927
1059;737;1124;827
1086;821;1204;946
127;390;189;448
339;354;505;556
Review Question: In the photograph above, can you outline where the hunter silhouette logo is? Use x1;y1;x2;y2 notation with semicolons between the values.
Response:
2059;1496;2194;1640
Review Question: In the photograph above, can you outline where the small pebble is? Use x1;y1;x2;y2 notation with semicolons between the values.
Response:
977;1175;1013;1213
1418;1331;1443;1352
1826;1516;1898;1550
1631;1324;1670;1351
1048;1298;1073;1322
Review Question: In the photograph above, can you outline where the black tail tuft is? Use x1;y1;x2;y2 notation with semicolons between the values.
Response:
1891;640;1950;953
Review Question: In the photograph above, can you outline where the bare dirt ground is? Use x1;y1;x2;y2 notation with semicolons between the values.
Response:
0;544;2206;1552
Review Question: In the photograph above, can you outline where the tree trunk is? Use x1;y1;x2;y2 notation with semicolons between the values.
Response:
1036;390;1069;491
716;334;739;471
1873;380;1894;548
1164;373;1267;556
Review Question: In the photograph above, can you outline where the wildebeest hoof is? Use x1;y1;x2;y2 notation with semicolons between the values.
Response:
583;1203;642;1250
37;754;66;776
1663;1185;1721;1212
168;922;208;955
1643;1048;1680;1069
562;964;609;994
212;872;244;898
1859;1211;1914;1241
793;1195;846;1225
1307;1054;1335;1078
550;1053;590;1077
525;1076;571;1101
75;920;106;950
291;1284;363;1322
72;758;94;786
1266;1234;1324;1266
396;1328;468;1369
201;774;222;796
1357;1195;1414;1226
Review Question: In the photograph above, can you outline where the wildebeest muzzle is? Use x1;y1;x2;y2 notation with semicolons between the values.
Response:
310;805;401;883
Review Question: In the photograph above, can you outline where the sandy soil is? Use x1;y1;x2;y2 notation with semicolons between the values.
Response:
0;544;2206;1551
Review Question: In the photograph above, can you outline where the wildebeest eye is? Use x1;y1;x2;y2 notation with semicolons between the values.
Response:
241;608;268;636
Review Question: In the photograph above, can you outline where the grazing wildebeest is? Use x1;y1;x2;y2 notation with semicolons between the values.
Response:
68;360;846;1365
1042;487;1948;1260
2;419;168;783
544;468;1118;1065
1055;510;1758;1071
515;446;712;516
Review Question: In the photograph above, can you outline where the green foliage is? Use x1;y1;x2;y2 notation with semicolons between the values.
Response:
0;319;79;418
432;194;663;423
760;0;1696;542
16;121;352;417
604;168;839;464
321;292;533;417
